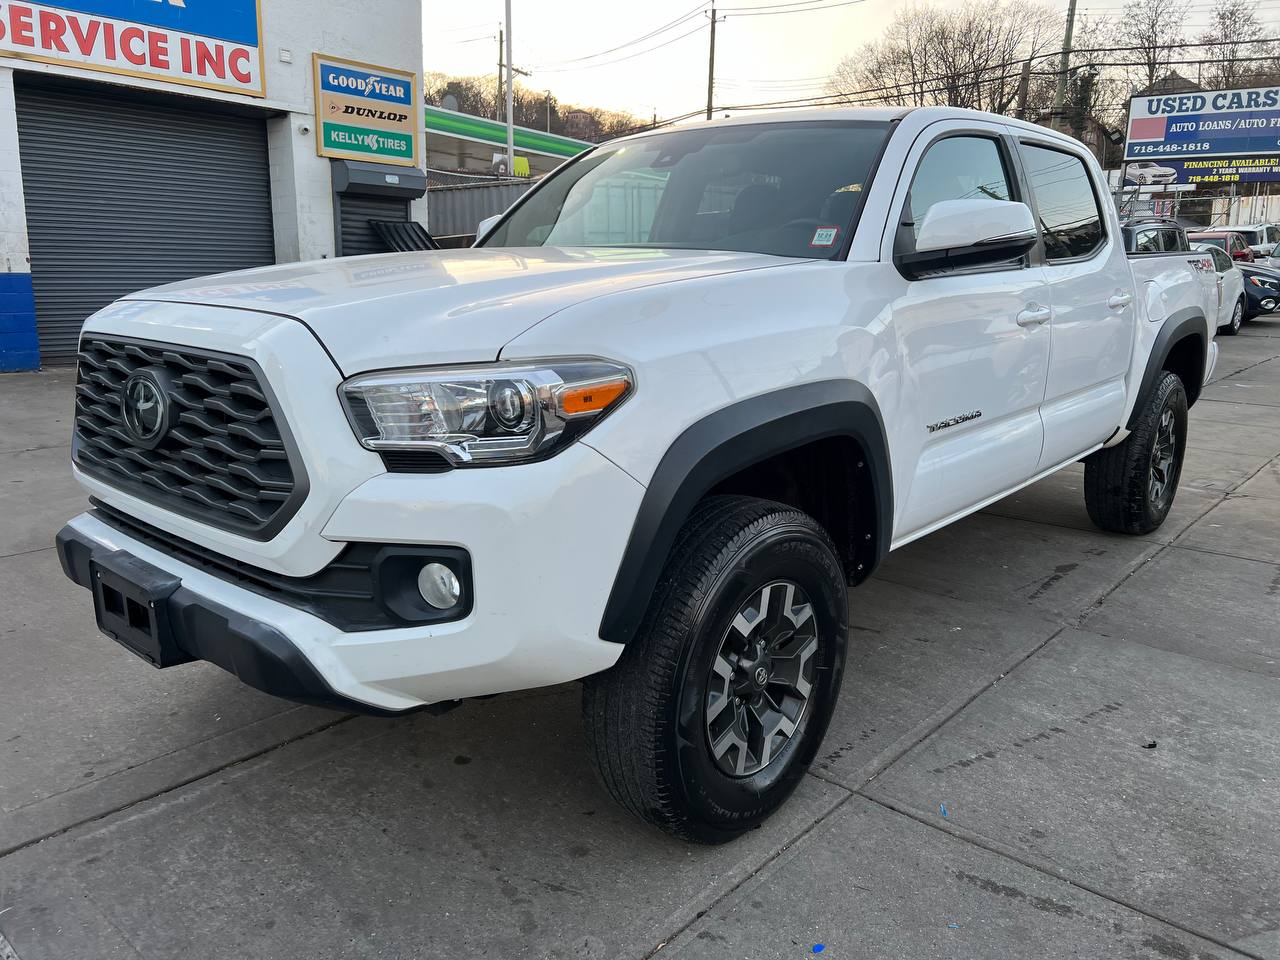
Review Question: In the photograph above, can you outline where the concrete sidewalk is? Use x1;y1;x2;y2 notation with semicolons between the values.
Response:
1;324;1278;959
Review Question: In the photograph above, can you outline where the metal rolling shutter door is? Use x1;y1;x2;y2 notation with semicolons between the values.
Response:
14;84;275;364
338;194;410;257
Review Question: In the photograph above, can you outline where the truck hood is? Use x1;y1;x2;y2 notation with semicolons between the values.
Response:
124;247;794;374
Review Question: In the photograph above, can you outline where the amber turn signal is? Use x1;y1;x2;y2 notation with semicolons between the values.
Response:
559;379;629;416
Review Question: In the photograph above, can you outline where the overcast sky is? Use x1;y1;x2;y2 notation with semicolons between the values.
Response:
421;0;1237;123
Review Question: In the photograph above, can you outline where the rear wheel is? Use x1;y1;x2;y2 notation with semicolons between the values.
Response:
1083;371;1187;535
582;495;849;843
1219;297;1244;335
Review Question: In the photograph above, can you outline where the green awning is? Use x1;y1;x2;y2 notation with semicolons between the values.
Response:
425;105;592;159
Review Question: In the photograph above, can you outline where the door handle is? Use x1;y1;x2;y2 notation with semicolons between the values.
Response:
1107;292;1134;310
1016;304;1052;327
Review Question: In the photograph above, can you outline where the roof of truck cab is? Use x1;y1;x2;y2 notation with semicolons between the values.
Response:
605;105;1085;150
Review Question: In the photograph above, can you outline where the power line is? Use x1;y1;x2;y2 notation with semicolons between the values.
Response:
536;22;710;73
529;2;707;68
720;0;867;15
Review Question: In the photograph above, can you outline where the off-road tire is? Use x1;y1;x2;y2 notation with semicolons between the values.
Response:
582;495;849;844
1219;297;1244;336
1084;370;1188;535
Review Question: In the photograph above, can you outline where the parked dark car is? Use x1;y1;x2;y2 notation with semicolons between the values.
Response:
1239;261;1280;319
1120;218;1190;254
1187;230;1256;262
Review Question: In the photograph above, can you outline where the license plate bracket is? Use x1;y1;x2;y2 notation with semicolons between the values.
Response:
90;550;191;668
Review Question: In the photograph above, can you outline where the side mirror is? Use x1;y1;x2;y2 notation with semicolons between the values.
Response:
475;214;502;243
897;198;1038;279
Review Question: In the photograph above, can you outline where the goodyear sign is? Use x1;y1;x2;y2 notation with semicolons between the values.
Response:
0;0;263;95
314;54;418;168
1126;85;1280;173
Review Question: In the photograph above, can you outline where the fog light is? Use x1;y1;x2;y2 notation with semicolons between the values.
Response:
1262;298;1276;311
417;563;461;609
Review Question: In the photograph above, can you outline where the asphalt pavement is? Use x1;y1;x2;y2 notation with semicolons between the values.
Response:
1;323;1278;959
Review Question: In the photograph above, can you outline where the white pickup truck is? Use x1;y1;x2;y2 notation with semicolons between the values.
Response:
57;107;1217;842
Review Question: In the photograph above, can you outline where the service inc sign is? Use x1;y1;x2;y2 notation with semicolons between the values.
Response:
0;1;264;96
314;54;419;168
1125;85;1280;184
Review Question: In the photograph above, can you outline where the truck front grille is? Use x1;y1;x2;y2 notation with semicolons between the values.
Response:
73;337;306;539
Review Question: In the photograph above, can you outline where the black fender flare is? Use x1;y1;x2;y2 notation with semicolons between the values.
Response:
598;380;893;646
1128;306;1208;430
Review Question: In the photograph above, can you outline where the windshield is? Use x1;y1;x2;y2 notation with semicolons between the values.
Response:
481;120;892;260
1193;235;1226;250
1234;228;1261;244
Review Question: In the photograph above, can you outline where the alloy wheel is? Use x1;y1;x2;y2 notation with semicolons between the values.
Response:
1148;406;1178;509
704;581;819;777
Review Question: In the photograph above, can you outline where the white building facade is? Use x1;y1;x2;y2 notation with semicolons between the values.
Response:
0;0;425;370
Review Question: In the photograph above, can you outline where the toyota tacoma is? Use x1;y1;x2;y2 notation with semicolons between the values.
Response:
57;107;1218;842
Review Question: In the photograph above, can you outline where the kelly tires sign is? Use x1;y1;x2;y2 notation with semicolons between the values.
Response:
314;54;419;168
1125;85;1280;182
0;1;264;96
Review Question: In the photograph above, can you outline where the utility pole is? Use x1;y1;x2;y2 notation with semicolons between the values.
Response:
546;90;552;132
495;28;503;122
705;7;717;121
1052;0;1078;125
505;0;514;173
1016;58;1032;119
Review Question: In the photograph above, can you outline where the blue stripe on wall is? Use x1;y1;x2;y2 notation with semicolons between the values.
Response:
0;273;39;372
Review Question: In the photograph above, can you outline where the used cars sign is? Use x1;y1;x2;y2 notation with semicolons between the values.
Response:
0;0;263;96
1126;84;1280;182
314;54;419;168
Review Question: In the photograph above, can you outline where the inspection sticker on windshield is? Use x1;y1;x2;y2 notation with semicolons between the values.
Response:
810;226;840;248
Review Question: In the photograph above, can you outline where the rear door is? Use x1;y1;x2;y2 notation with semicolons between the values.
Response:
1014;135;1134;470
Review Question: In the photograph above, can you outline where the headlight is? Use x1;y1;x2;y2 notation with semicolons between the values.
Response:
1248;275;1279;289
339;359;633;465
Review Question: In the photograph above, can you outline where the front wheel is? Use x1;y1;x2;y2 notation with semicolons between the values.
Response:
1219;297;1244;335
1083;371;1188;535
582;495;849;843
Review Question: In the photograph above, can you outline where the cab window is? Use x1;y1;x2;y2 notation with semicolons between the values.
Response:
1021;144;1105;259
1134;229;1161;253
906;136;1013;239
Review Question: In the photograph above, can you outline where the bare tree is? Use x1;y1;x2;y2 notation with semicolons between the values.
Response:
826;0;1058;113
1197;0;1275;88
1112;0;1186;92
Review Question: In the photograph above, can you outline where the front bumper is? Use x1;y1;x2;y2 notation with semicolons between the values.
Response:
56;521;405;716
56;443;646;713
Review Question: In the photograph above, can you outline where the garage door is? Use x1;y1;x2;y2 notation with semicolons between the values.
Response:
15;82;276;364
338;194;410;257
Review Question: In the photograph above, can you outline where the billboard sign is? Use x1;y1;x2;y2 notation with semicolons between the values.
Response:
1126;86;1280;169
314;54;419;168
0;1;264;97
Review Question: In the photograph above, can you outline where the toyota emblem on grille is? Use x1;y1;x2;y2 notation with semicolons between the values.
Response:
121;370;171;448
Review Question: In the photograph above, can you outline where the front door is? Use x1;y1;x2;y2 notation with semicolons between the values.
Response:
883;125;1051;542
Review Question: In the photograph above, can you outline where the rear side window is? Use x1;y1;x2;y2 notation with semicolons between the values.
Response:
1164;229;1188;252
907;136;1013;239
1021;144;1105;259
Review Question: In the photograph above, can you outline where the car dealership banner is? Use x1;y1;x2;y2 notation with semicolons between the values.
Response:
1126;85;1280;181
0;1;264;96
314;54;419;168
1123;155;1280;186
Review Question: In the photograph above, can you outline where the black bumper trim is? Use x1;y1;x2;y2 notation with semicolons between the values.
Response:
56;523;422;717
